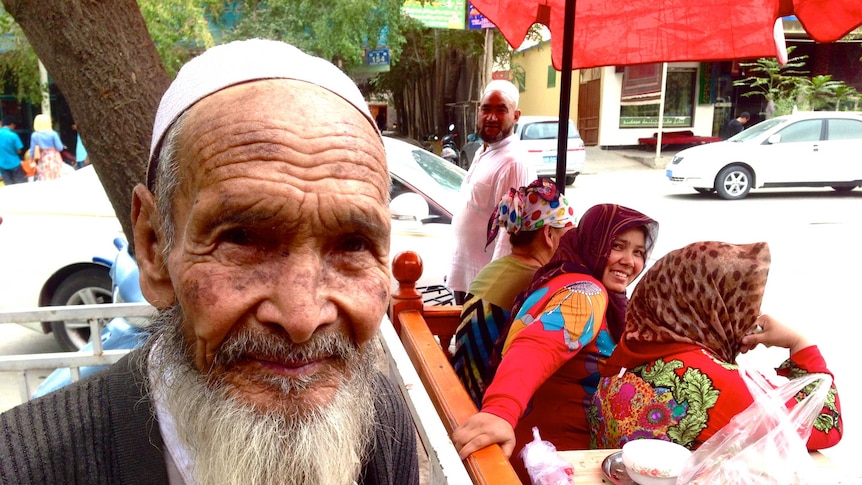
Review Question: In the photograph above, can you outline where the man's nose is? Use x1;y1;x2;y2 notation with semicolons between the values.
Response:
255;257;336;343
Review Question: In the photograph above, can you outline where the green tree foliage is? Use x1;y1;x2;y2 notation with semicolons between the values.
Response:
832;83;861;111
0;7;40;104
735;46;861;115
733;47;809;117
375;22;527;139
225;0;408;73
796;74;853;111
0;0;219;104
137;0;221;76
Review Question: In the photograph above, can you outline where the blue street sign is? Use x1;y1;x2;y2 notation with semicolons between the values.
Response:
366;48;391;67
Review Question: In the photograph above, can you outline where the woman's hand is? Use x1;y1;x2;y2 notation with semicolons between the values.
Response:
451;412;516;459
740;314;812;355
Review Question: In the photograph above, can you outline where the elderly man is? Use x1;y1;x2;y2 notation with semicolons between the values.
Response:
0;39;419;485
447;80;536;304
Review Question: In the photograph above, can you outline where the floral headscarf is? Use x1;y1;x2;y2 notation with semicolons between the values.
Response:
614;241;770;365
512;203;659;340
485;177;576;249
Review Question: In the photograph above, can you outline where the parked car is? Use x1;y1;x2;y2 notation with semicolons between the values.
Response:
515;115;585;185
0;166;122;351
0;136;464;350
666;111;862;199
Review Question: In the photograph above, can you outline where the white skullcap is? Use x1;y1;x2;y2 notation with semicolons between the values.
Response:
147;38;377;189
482;79;520;107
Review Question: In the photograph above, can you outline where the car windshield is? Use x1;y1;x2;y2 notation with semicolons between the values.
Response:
407;148;465;192
517;120;580;139
383;137;465;215
727;118;784;142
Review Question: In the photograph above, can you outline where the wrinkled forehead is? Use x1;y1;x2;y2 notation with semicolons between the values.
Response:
175;81;387;196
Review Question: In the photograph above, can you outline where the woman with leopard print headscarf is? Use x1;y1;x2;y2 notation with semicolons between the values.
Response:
588;241;842;451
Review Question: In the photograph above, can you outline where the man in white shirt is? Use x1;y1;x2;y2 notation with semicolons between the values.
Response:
447;80;536;304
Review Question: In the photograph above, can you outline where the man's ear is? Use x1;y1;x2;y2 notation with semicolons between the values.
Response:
131;184;176;309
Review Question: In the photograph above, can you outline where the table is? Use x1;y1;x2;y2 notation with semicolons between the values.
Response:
559;448;851;484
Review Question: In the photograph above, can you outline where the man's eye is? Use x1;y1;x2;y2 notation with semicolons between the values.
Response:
337;235;370;253
222;228;253;245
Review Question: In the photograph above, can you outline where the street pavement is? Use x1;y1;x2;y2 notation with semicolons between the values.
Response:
583;145;676;174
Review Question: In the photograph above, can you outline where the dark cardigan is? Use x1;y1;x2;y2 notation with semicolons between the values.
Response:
0;349;419;485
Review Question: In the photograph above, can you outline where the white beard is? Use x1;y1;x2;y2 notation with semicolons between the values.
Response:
147;305;379;485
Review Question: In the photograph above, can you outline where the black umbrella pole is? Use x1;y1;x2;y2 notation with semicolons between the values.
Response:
555;0;577;194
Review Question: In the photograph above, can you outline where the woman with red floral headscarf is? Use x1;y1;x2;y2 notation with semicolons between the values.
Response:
452;203;659;483
588;241;842;451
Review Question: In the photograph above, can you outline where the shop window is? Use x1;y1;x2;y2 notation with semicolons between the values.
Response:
619;68;697;128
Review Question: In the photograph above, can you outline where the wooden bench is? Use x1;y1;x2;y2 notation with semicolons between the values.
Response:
391;251;521;484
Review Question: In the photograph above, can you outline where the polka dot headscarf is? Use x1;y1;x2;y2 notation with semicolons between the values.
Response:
485;177;576;248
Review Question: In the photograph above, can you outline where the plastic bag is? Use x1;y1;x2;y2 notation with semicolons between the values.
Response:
520;427;574;485
677;365;832;484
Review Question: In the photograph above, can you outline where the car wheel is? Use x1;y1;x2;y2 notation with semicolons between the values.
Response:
693;187;715;194
48;267;112;351
715;166;752;200
565;174;577;185
831;185;855;193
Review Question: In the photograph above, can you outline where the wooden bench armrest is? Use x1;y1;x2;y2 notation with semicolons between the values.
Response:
398;309;520;484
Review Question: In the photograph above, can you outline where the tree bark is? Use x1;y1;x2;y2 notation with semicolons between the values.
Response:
2;0;171;243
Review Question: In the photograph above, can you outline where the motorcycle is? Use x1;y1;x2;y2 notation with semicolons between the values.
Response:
32;237;150;398
439;124;460;166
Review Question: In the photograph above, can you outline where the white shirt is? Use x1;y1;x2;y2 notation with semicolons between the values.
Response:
447;135;535;293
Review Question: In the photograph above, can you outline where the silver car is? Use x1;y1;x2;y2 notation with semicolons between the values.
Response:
515;115;586;185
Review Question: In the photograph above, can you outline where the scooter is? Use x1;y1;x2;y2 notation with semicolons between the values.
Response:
440;124;459;166
32;237;150;398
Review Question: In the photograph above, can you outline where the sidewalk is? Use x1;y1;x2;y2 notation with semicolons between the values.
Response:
583;145;676;174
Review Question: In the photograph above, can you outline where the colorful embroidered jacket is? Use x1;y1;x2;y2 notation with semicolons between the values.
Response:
451;256;538;408
480;272;611;479
588;346;842;450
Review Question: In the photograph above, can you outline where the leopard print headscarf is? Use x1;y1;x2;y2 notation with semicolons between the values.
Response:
623;241;770;363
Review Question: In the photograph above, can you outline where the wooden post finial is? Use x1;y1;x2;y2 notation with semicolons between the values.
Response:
390;251;424;334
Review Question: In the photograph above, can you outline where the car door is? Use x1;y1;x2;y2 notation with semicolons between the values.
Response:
759;119;825;184
820;117;862;182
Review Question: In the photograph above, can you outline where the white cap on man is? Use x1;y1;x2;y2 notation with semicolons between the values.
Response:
147;38;377;190
482;79;520;107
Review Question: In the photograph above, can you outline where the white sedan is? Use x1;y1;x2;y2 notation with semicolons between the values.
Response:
666;111;862;200
0;136;463;350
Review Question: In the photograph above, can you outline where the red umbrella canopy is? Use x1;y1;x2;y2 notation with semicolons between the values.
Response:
470;0;862;70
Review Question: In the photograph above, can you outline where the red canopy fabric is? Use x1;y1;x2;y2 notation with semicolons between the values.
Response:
470;0;862;69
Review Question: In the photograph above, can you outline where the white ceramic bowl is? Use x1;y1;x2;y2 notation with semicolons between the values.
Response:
621;439;692;485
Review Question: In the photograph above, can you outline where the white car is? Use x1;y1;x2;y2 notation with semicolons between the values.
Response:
667;111;862;200
0;136;463;350
515;115;586;185
0;166;122;351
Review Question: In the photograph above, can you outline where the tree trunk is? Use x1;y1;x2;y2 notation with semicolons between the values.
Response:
2;0;171;244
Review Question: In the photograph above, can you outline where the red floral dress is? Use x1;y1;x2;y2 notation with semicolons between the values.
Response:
588;346;842;450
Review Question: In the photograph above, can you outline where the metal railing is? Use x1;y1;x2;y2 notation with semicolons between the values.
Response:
0;303;156;401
